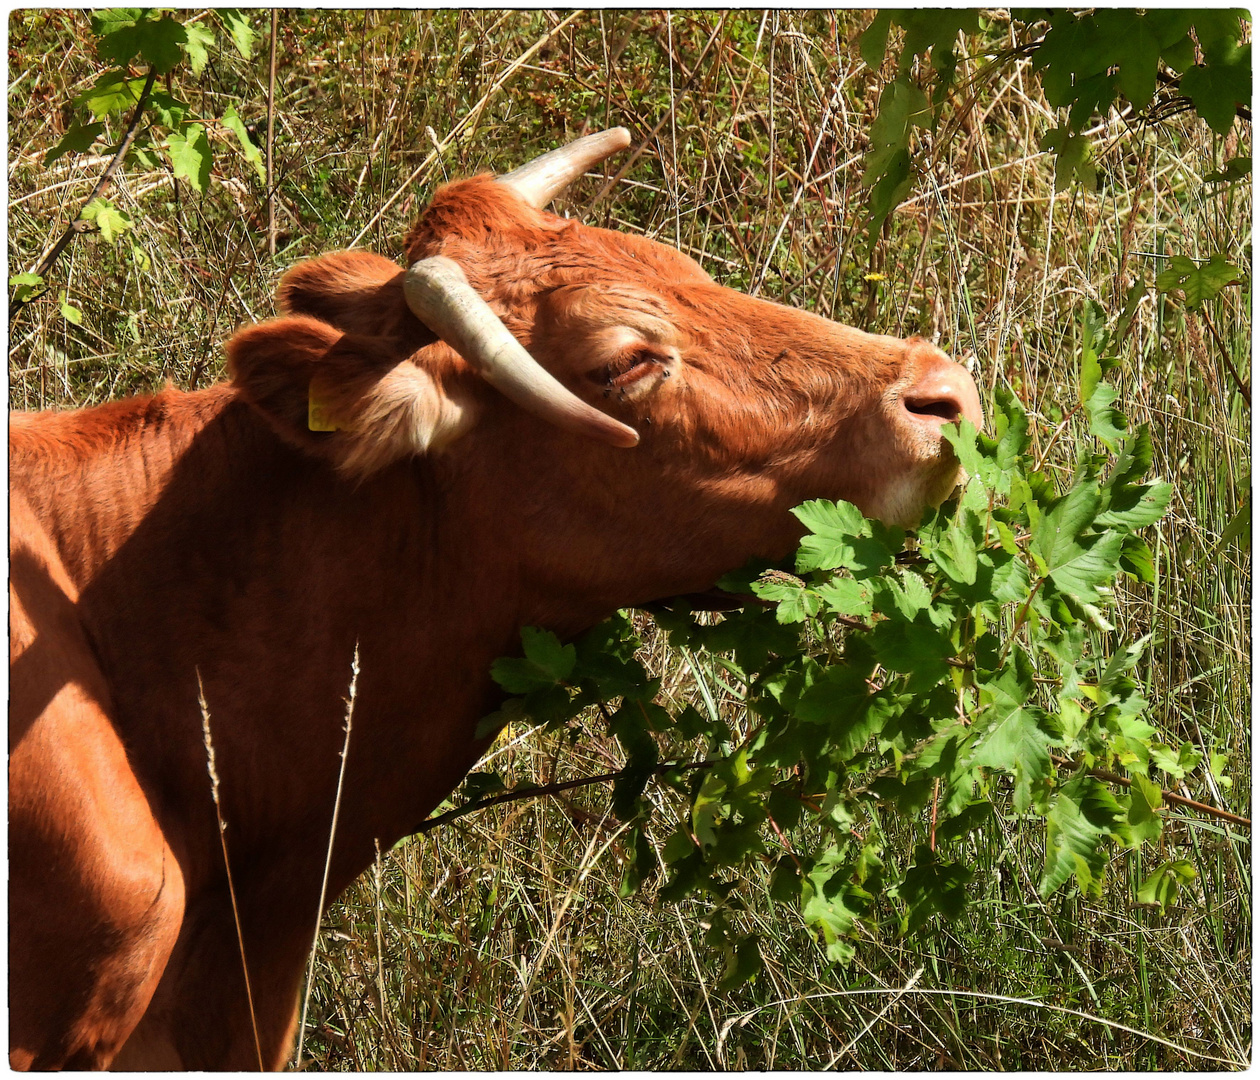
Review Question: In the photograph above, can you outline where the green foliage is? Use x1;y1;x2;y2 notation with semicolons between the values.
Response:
1155;254;1245;311
857;11;977;238
480;334;1188;985
9;272;45;305
857;9;1251;243
12;8;268;308
165;123;212;194
1137;858;1197;914
221;104;266;184
58;291;83;325
80;197;133;242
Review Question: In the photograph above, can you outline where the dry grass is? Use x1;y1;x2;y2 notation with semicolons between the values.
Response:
8;10;1250;1070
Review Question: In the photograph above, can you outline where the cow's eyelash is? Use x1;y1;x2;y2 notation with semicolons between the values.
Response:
593;349;666;387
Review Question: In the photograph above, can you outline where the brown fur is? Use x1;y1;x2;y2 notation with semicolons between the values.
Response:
10;167;980;1068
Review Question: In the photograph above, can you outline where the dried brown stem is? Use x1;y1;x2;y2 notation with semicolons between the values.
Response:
1198;307;1250;407
266;10;279;257
1052;755;1250;828
198;674;265;1071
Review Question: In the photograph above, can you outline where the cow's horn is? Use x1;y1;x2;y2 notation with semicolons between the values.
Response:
496;127;632;208
404;256;639;448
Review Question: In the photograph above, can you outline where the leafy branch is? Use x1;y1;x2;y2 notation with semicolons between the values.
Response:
855;8;1251;333
10;9;262;322
460;307;1239;981
10;68;156;325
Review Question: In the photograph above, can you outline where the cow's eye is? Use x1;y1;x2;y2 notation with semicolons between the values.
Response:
591;345;672;389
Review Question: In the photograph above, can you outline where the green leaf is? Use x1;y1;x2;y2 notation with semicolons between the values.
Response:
1034;486;1123;602
861;75;931;237
1080;349;1126;449
10;272;45;304
75;68;149;119
1137;859;1197;913
1206;493;1250;560
1204;155;1252;185
1179;41;1251;135
897;11;980;85
716;933;762;991
490;626;576;693
1040;125;1095;192
896;844;973;934
1126;774;1163;847
1095;10;1161;109
90;9;144;40
870;568;934;622
166;124;213;193
978;548;1032;605
930;520;979;588
1039;774;1126;898
618;826;656;898
98;12;188;75
935;800;994;843
58;291;83;325
1107;426;1154;490
859;10;893;71
147;89;189;129
221;104;266;183
44;120;105;165
815;575;874;619
692;770;726;850
1118;535;1156;583
1148;740;1201;780
1033;12;1114;107
794;664;870;727
968;649;1057;813
1154;253;1243;310
181;22;214;76
218;9;258;59
801;849;874;963
792;499;899;575
460;770;507;803
1097;481;1172;531
79;197;133;243
870;617;954;695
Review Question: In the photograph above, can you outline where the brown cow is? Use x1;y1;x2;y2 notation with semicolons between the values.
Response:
9;128;981;1069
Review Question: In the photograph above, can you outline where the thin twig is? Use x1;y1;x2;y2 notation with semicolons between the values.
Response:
198;673;265;1071
1053;755;1251;828
410;759;713;837
266;9;279;257
10;67;157;325
295;645;360;1070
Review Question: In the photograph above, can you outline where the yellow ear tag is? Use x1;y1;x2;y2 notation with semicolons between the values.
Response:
308;389;340;432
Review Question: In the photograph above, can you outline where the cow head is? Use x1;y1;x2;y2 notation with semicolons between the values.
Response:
227;129;981;610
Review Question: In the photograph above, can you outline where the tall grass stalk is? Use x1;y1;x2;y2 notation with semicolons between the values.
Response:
197;674;264;1071
294;645;359;1069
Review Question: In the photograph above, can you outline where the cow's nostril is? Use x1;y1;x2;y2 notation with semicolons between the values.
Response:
905;396;963;423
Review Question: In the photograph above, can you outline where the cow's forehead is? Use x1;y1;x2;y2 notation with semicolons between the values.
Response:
574;222;714;286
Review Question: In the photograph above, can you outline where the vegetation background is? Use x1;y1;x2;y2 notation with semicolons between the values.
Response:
7;8;1250;1069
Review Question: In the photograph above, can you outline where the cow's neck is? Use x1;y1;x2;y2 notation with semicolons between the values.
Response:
12;388;588;899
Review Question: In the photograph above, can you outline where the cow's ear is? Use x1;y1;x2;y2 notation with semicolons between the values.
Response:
278;251;436;347
226;316;473;475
